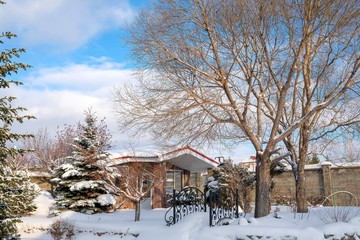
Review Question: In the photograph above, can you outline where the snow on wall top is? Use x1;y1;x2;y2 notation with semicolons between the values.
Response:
272;161;360;171
305;161;360;169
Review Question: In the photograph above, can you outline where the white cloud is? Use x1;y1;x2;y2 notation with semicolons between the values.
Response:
26;60;132;92
0;0;134;50
9;59;133;148
7;58;253;157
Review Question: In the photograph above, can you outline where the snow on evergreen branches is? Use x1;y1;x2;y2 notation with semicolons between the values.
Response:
205;159;255;213
0;164;38;239
52;110;118;215
1;26;35;239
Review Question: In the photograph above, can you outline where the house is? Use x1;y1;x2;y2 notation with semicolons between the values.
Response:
109;146;219;209
239;156;256;172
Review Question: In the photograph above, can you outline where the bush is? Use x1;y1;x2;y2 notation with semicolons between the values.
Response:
314;206;360;224
48;218;76;240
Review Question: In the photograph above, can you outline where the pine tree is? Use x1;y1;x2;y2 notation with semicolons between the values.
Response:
0;165;38;214
205;159;256;213
307;154;320;165
0;164;39;238
52;110;118;214
0;6;35;238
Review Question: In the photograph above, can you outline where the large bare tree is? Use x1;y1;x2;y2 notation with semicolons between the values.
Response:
281;92;360;212
114;0;360;217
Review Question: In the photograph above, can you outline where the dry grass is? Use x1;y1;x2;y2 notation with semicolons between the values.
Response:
48;218;76;240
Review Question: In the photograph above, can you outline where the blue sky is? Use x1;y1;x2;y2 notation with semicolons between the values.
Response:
2;0;254;160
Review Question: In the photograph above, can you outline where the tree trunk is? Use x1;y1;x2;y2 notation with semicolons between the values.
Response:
296;162;307;212
296;124;309;213
254;153;271;218
135;201;141;222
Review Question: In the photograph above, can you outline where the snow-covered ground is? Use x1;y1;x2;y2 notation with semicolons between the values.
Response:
18;191;360;240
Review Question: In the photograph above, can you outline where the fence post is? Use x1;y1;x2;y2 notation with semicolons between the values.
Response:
235;189;239;218
204;190;207;213
322;162;333;204
209;190;213;227
173;189;176;225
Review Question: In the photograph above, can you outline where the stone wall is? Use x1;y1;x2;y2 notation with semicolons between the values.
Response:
271;162;360;206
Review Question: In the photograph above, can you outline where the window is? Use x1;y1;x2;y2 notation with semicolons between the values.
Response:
190;173;200;188
117;166;128;172
166;170;183;192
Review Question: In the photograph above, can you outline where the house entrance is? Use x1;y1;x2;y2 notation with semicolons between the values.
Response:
141;190;152;210
166;170;183;192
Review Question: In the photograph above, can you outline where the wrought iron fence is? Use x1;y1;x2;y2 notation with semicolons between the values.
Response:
164;187;206;226
164;186;240;227
209;187;239;226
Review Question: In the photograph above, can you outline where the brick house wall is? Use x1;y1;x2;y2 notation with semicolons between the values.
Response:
112;161;207;209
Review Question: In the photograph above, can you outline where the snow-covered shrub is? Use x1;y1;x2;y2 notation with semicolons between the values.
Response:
314;206;360;224
167;187;204;206
205;176;220;198
48;218;76;240
205;159;255;212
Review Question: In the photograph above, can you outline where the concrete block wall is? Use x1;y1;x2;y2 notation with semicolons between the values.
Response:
331;166;360;206
271;163;360;206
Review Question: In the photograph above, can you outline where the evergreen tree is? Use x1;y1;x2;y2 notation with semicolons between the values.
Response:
0;165;38;213
52;110;117;214
205;159;256;213
0;5;35;238
307;154;320;165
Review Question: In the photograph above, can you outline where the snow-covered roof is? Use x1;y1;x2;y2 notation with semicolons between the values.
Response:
239;159;256;164
110;155;160;165
160;146;219;172
109;146;219;172
108;149;161;159
108;148;161;165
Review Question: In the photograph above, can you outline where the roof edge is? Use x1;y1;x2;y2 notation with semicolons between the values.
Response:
161;146;219;165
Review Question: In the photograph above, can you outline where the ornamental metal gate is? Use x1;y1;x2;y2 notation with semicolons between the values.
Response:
164;187;206;226
164;186;239;227
209;187;239;226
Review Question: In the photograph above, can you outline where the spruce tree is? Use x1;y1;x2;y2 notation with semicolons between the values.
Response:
52;110;117;214
0;165;38;215
205;159;255;213
0;6;35;239
0;164;39;239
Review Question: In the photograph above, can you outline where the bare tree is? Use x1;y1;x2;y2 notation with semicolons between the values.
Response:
20;126;78;174
280;94;360;212
114;0;360;217
313;122;360;163
19;114;112;174
98;161;165;221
